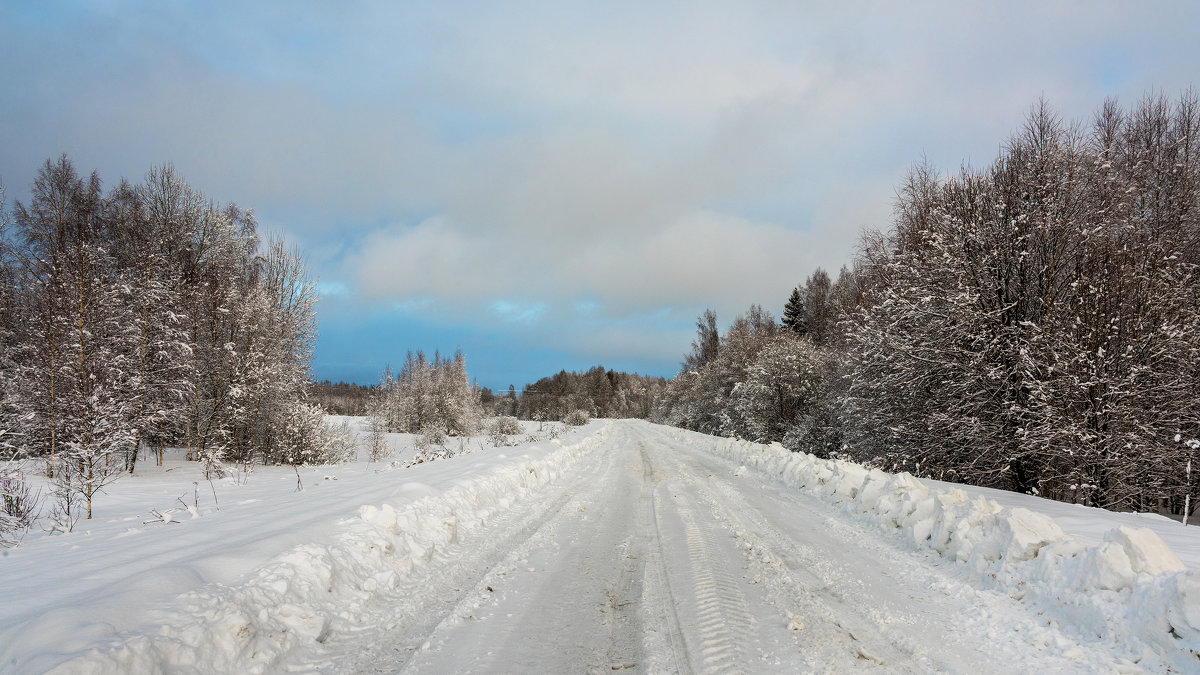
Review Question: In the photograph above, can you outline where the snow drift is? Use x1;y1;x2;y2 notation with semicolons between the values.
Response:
703;435;1200;667
40;427;611;674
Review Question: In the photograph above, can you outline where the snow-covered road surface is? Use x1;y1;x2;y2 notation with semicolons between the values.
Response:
8;419;1199;673
312;421;1157;673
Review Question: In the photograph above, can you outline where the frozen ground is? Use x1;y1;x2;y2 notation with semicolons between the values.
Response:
3;419;1200;673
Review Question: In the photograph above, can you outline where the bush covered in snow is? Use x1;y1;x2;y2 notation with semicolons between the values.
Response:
563;410;590;426
366;415;390;462
416;427;447;452
275;402;359;465
0;461;41;547
490;416;523;435
488;416;523;446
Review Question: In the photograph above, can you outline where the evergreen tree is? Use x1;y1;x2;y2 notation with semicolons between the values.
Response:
781;287;807;334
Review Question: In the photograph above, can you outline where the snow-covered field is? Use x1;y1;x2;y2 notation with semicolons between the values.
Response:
3;419;1200;672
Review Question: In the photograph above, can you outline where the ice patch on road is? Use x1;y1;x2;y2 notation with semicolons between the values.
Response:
700;434;1200;670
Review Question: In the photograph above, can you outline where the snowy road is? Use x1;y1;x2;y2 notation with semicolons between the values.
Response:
17;419;1192;673
307;421;1127;674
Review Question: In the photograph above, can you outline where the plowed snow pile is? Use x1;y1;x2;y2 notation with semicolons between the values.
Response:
704;433;1200;668
0;424;610;673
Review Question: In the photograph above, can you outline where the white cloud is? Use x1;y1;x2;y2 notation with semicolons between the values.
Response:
343;206;826;326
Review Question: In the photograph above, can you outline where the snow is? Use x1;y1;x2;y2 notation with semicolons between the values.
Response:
924;476;1200;568
4;419;1200;672
1;420;601;672
704;433;1200;670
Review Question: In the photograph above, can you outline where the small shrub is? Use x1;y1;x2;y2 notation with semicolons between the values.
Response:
416;426;447;450
409;428;451;466
491;416;523;435
321;419;359;464
564;410;590;426
488;416;522;446
275;404;360;465
367;416;391;462
46;457;81;534
1;463;42;547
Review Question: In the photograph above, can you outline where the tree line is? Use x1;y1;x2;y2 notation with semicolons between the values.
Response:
655;92;1200;515
359;359;666;444
0;156;340;529
355;358;662;463
508;366;667;422
309;380;372;415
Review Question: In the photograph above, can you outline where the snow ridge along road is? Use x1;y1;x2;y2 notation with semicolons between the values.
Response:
25;420;1200;672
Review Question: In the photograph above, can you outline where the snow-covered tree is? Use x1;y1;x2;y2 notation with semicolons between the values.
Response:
681;309;720;372
1;156;336;523
109;174;193;471
844;94;1200;506
0;185;27;460
731;335;822;443
368;350;484;438
12;157;142;518
802;269;834;347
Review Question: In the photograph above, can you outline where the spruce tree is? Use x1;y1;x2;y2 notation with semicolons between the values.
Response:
781;287;807;335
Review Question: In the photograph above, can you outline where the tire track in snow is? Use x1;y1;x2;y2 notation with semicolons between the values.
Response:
650;423;1124;674
637;422;925;671
637;442;693;675
677;458;924;672
376;426;650;674
314;438;617;673
602;532;642;672
665;478;756;674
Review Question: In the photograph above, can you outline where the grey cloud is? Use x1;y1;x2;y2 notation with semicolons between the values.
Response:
4;1;1200;375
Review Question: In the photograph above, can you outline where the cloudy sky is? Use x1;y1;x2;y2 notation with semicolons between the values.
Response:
2;1;1197;389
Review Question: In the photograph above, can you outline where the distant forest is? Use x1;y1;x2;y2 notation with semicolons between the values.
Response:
311;366;666;423
310;380;373;415
653;92;1200;515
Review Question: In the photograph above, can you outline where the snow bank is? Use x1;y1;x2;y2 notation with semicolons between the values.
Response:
47;427;611;674
702;436;1200;667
